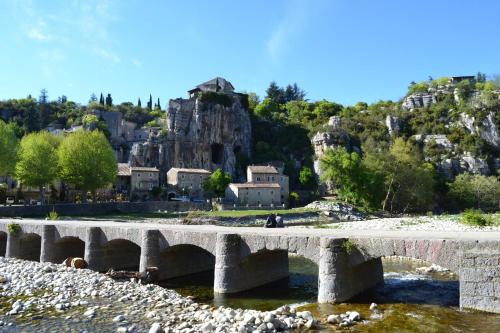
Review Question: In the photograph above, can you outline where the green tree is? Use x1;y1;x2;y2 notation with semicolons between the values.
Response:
448;174;500;211
99;93;104;105
364;138;435;213
105;93;113;107
266;81;285;104
299;166;315;189
15;131;60;205
58;130;117;202
0;120;19;176
203;168;231;198
320;148;381;208
247;92;260;111
254;98;283;120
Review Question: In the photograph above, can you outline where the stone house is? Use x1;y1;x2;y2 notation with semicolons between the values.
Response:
225;164;289;206
247;165;289;203
225;183;281;206
166;168;212;199
115;164;160;198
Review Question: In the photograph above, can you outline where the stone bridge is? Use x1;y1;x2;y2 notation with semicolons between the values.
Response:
0;219;498;313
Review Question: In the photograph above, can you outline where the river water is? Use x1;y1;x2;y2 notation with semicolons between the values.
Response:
161;256;500;332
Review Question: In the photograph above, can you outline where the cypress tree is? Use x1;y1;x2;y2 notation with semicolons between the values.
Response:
157;97;161;110
105;93;113;106
99;93;104;105
137;98;142;107
147;94;152;110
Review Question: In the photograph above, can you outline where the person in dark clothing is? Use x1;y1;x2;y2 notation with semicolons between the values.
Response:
264;214;277;228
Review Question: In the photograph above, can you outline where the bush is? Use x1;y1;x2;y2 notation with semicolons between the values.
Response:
341;239;356;255
48;210;59;220
448;174;500;211
461;209;493;227
7;223;21;236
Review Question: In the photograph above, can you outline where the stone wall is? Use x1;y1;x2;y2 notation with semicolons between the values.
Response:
0;201;208;218
460;251;500;313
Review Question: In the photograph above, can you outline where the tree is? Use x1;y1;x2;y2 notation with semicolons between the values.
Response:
15;131;60;205
363;138;435;213
266;81;285;104
147;94;153;110
284;83;306;102
254;98;282;120
299;166;315;189
89;93;98;103
0;120;19;176
448;174;500;211
156;97;161;110
58;130;117;202
203;168;231;198
105;93;113;106
247;92;260;111
137;98;142;108
99;93;105;105
38;89;50;128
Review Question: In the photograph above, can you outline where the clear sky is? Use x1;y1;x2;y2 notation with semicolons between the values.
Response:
0;0;499;106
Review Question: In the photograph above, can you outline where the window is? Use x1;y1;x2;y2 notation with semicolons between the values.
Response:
137;173;141;177
149;183;153;189
257;177;261;181
267;176;270;181
271;176;275;181
181;174;185;179
257;192;260;196
271;191;274;194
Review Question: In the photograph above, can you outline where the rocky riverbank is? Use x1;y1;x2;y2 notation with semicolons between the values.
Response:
0;258;371;332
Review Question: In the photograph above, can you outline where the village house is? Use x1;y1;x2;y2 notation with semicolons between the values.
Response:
225;183;281;206
225;164;289;207
247;165;289;203
166;168;211;199
115;163;160;199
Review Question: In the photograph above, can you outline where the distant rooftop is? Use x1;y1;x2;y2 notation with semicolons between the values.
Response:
247;165;279;174
188;77;235;95
168;168;211;174
230;183;281;189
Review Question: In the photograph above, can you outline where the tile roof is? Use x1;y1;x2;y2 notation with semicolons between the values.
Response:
131;166;160;172
169;168;212;174
247;165;279;174
117;163;131;176
230;183;281;189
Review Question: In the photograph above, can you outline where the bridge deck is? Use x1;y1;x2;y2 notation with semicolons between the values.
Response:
1;218;499;241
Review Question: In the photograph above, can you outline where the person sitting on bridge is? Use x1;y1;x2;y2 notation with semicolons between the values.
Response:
276;214;284;228
264;214;277;228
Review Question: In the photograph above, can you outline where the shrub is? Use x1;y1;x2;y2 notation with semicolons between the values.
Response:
48;210;59;220
341;239;356;255
461;209;493;227
7;223;21;236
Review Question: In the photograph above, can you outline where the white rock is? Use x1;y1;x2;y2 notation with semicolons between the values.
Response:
348;311;360;321
113;314;126;322
148;323;164;333
369;302;378;310
327;314;340;324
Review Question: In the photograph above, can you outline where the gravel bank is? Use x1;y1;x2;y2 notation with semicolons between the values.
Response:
0;258;368;332
295;216;500;232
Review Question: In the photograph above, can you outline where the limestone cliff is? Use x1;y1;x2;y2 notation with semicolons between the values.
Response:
164;93;252;177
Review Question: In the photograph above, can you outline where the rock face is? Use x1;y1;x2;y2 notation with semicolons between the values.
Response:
385;115;403;136
402;93;437;110
165;94;251;177
311;117;359;194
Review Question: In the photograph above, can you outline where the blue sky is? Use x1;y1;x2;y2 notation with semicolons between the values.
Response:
0;0;499;106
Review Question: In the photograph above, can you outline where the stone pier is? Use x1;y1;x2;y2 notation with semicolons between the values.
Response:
318;238;383;302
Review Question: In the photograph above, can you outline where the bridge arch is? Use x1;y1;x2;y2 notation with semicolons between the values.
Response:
239;235;320;264
159;244;215;280
19;233;41;261
159;230;217;256
52;236;85;263
0;231;6;257
349;238;461;274
101;238;141;271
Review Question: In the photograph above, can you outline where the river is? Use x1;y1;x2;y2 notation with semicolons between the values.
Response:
161;256;500;332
